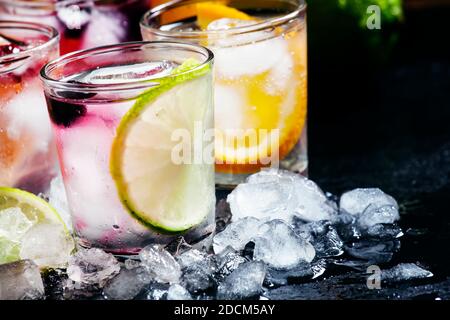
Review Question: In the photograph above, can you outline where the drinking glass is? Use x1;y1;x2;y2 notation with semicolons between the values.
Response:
0;0;149;54
41;41;215;253
0;21;59;194
141;0;308;187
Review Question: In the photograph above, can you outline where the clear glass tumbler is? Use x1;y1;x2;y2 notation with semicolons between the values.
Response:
40;41;216;254
0;21;59;194
0;0;149;55
141;0;308;187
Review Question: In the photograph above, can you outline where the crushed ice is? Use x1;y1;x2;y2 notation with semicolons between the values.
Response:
1;169;438;300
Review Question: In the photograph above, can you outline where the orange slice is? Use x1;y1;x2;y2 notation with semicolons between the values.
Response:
215;68;307;174
196;2;251;30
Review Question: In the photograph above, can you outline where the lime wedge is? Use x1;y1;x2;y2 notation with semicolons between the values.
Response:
110;60;214;232
0;187;73;267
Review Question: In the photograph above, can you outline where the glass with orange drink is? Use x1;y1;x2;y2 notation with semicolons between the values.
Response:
141;0;308;186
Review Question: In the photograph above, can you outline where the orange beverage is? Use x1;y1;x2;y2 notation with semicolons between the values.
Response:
141;0;308;186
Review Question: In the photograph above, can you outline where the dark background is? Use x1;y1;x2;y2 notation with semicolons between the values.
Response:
305;0;450;296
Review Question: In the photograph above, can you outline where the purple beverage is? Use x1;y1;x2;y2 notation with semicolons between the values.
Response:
41;42;215;253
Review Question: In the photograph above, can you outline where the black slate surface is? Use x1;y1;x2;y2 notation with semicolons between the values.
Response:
38;4;449;301
263;4;450;299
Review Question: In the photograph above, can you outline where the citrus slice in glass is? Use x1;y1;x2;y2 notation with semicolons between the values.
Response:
110;60;214;233
196;2;252;30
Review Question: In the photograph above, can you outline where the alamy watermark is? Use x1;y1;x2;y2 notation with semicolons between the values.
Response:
366;265;382;289
170;121;280;167
367;5;381;30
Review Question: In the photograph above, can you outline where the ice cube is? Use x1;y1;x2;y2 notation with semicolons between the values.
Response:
213;246;247;279
214;84;245;131
253;220;315;269
176;249;208;269
265;49;294;94
289;175;337;222
139;245;181;284
357;204;400;228
294;221;344;258
207;18;269;48
182;258;216;293
217;261;266;300
339;188;398;216
20;223;74;268
265;259;327;288
381;263;433;282
167;284;192;300
81;10;126;49
47;175;72;231
59;116;149;242
232;169;337;222
0;207;35;241
245;168;291;184
5;80;53;152
67;248;120;286
212;30;291;79
63;278;101;299
190;233;215;253
71;61;176;85
0;260;44;300
176;249;215;293
181;264;215;294
103;267;149;300
227;179;295;222
140;282;170;300
57;3;92;30
213;217;262;254
345;240;400;264
363;223;404;239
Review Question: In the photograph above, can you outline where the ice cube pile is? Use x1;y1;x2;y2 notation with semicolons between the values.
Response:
0;169;435;300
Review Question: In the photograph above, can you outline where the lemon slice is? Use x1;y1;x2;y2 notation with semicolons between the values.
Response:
110;61;214;232
0;187;72;266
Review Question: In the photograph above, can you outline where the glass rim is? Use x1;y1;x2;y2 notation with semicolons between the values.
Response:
0;20;59;65
140;0;307;39
40;40;214;93
0;0;140;11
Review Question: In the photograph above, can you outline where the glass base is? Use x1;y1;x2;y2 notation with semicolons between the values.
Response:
74;209;216;256
215;127;308;188
215;161;308;189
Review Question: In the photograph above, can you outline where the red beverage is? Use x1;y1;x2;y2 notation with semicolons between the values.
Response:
0;0;149;55
0;21;59;194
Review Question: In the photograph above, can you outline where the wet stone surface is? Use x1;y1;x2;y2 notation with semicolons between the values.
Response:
13;8;450;299
36;164;450;300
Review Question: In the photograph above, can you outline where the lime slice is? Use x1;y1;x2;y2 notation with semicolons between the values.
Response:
0;187;73;266
110;60;214;232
